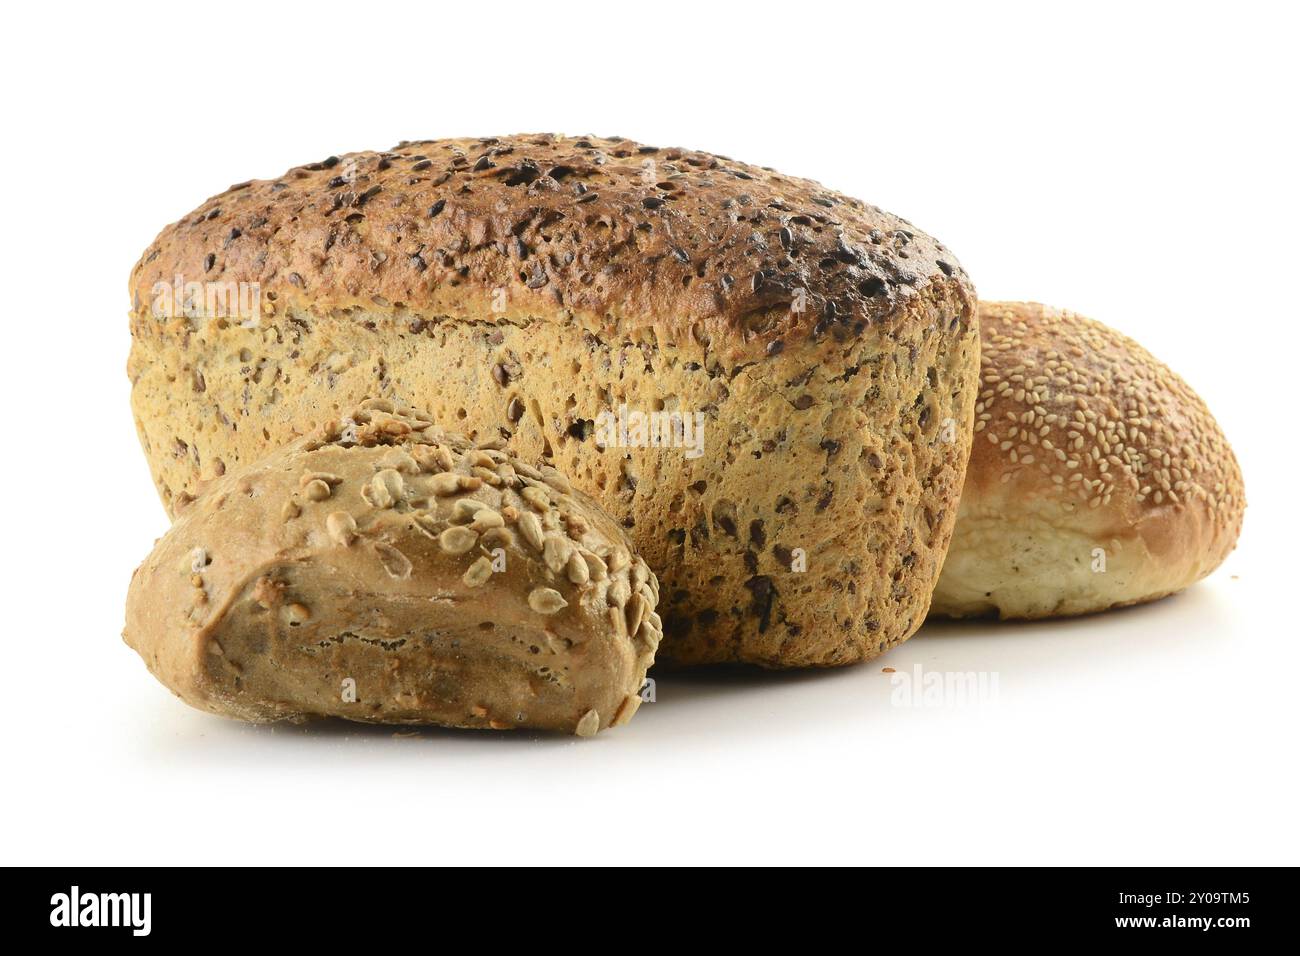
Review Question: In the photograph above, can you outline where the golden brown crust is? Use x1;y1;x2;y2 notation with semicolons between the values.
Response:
123;399;658;733
126;135;979;668
931;302;1245;619
129;133;967;350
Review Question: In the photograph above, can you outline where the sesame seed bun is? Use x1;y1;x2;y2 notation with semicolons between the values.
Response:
931;301;1244;619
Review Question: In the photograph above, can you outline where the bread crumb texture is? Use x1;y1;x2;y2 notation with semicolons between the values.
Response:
123;400;657;733
128;134;978;667
932;301;1245;619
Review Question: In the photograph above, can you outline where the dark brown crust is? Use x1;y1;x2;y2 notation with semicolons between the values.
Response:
129;133;967;349
126;135;979;668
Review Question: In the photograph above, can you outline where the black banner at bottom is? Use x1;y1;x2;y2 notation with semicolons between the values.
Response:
12;867;1285;941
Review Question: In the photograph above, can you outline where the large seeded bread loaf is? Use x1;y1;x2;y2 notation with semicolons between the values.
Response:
932;302;1245;618
128;134;979;667
124;399;658;733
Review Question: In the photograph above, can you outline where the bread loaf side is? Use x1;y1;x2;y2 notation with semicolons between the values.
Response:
128;134;978;666
124;399;657;732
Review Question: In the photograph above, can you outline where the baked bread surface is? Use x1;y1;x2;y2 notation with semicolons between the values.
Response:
124;400;658;733
931;301;1245;619
128;134;979;666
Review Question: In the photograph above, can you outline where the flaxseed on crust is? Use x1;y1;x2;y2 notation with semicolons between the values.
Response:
128;134;979;666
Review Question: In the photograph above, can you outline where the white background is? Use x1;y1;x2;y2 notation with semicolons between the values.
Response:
2;0;1296;865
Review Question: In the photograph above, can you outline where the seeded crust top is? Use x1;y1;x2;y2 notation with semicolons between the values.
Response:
968;302;1245;552
129;133;969;346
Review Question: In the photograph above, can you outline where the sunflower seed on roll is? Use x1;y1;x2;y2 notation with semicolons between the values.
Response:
124;400;656;734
